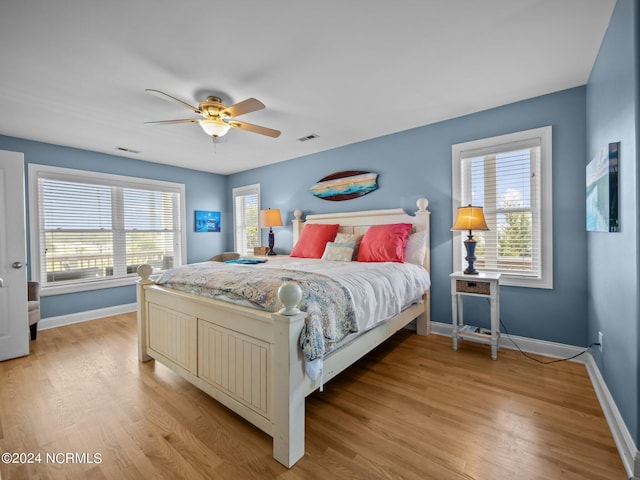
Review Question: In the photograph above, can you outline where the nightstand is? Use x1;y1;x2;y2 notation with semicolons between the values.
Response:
450;271;501;359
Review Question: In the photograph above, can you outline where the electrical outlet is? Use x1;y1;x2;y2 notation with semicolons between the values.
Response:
598;331;603;352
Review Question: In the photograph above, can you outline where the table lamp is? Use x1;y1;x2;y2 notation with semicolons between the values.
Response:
260;208;283;255
451;204;489;274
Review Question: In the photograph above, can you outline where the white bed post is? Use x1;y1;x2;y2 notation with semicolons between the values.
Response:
136;264;153;362
414;198;431;336
291;209;304;246
271;282;307;468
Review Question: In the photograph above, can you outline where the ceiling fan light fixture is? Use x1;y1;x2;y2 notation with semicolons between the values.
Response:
146;90;279;139
199;119;231;137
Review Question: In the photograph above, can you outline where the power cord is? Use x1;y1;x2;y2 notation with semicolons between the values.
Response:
499;318;600;364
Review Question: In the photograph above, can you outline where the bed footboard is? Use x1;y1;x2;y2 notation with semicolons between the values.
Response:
136;266;308;467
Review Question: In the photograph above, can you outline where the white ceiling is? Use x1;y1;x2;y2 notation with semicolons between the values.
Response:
0;0;615;175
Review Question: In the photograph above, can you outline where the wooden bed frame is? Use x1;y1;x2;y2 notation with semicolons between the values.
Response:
136;198;431;467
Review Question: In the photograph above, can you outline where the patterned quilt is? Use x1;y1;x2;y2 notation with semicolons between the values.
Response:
154;262;358;364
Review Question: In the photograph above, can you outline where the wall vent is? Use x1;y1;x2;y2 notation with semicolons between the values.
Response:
115;146;140;154
297;133;319;142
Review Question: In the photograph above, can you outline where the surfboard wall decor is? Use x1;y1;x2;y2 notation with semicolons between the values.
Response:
308;170;379;201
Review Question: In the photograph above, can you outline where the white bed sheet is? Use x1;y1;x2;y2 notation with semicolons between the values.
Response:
253;256;430;333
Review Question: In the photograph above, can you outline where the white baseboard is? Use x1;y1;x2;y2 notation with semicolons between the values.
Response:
38;303;137;331
585;354;638;479
430;321;589;362
432;321;638;479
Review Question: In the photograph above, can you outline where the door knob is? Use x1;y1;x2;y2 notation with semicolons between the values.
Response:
0;277;3;287
11;262;23;269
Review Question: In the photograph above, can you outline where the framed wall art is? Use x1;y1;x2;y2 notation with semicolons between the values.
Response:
195;210;221;232
586;142;619;232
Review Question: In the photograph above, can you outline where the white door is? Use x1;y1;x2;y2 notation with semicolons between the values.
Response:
0;150;29;361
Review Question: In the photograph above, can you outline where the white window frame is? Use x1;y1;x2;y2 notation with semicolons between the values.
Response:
29;164;186;296
232;183;261;256
452;126;553;288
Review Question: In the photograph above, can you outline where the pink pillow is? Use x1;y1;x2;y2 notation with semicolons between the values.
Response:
290;223;340;258
357;223;413;263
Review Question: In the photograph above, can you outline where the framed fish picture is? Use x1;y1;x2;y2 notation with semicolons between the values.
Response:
309;170;378;201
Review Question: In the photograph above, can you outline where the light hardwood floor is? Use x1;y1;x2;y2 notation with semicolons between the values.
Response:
0;313;627;479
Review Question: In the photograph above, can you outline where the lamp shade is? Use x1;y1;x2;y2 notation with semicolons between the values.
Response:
199;119;231;137
260;208;283;228
451;205;489;231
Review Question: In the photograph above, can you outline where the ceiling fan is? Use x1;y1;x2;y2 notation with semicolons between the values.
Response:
144;89;281;139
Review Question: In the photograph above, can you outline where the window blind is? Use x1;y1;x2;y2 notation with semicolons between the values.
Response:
460;143;541;278
33;167;183;289
233;184;261;256
452;126;552;288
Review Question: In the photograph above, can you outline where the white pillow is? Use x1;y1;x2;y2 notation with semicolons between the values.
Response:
321;242;356;262
404;231;427;266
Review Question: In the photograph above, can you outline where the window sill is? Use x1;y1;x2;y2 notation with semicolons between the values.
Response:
41;275;141;296
490;273;552;289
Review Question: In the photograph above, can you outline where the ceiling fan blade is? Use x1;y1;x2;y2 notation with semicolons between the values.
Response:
228;120;281;138
222;98;265;118
144;119;199;125
145;89;202;115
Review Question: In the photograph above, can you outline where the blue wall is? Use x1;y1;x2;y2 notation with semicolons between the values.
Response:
586;0;639;446
0;135;229;318
229;86;589;346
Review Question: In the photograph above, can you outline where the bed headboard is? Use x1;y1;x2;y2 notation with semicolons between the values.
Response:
292;197;430;271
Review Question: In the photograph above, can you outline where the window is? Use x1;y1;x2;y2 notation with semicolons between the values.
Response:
29;165;185;294
232;184;261;256
452;126;552;288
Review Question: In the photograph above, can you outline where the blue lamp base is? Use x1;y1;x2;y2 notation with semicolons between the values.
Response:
267;228;277;255
463;236;479;275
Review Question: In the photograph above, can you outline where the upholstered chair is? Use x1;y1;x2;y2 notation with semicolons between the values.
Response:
27;281;40;340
